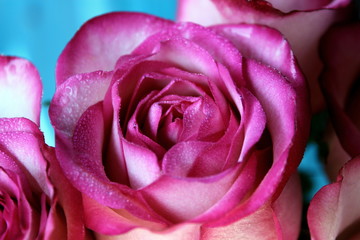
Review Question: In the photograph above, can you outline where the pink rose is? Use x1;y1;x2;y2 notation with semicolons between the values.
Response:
308;155;360;239
307;22;360;240
0;56;88;239
177;0;352;112
319;22;360;180
50;12;309;238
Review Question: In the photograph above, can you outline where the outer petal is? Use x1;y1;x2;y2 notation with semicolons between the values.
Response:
308;156;360;239
205;57;309;227
44;146;90;239
56;12;173;86
141;166;241;223
94;223;201;240
83;194;166;235
0;56;42;124
201;173;302;240
0;118;53;197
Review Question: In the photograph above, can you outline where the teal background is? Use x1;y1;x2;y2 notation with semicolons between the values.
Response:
0;0;329;200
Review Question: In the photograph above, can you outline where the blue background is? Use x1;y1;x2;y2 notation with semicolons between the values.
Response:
0;0;328;200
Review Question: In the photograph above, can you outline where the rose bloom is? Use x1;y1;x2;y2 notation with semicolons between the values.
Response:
50;12;310;239
319;22;360;180
308;155;360;240
307;23;360;240
177;0;352;112
0;56;88;239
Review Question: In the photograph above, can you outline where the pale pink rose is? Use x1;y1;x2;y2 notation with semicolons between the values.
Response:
0;56;88;239
307;22;360;240
319;22;360;180
50;12;310;239
308;155;360;240
177;0;352;112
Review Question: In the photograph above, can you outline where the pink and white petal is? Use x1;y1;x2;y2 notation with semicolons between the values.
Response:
169;22;244;82
201;173;302;240
244;59;296;160
0;118;53;198
245;58;310;174
122;139;161;189
50;70;113;136
308;156;360;239
56;12;173;86
193;148;270;223
148;38;220;82
162;141;227;177
95;223;201;240
71;103;106;177
0;56;42;124
207;60;309;226
45;146;90;239
235;86;266;163
200;203;279;240
177;0;224;24
83;195;166;235
271;173;302;240
141;166;240;223
212;23;302;87
132;26;239;93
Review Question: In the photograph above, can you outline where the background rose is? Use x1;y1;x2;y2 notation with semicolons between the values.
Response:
0;56;88;239
177;0;352;112
319;22;360;180
306;22;360;240
308;155;360;239
50;12;309;238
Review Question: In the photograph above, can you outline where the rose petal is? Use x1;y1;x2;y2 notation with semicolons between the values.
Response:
94;223;201;240
141;166;240;223
0;56;42;124
0;167;35;239
212;23;303;87
0;118;53;197
50;70;113;136
201;204;279;240
204;58;308;227
201;172;301;239
308;156;360;239
162;141;229;177
122;139;161;189
193;147;271;223
46;144;90;239
271;173;302;240
83;195;167;235
56;12;173;86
